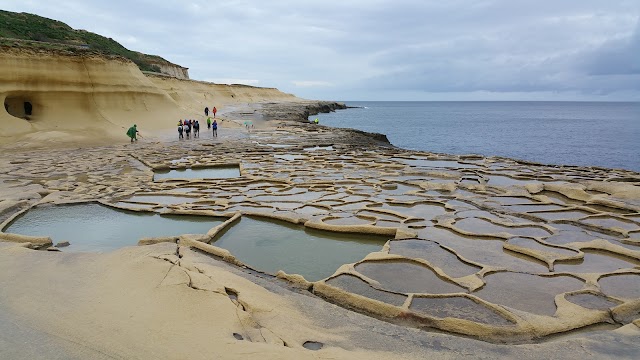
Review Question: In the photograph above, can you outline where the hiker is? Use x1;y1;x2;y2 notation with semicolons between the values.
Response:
207;117;212;129
314;118;319;124
178;123;184;139
184;122;191;139
212;106;217;118
212;119;218;137
194;120;200;138
204;107;209;117
126;124;140;142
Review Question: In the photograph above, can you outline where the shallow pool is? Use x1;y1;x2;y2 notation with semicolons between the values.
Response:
4;203;225;252
212;217;389;281
154;166;240;180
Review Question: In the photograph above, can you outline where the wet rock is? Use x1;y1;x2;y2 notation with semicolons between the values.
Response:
565;292;621;310
324;274;407;306
410;296;515;326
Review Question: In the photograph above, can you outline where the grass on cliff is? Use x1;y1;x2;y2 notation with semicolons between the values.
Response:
0;10;175;73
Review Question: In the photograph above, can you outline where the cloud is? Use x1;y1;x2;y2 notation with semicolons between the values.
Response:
0;0;639;100
291;81;333;87
585;19;640;76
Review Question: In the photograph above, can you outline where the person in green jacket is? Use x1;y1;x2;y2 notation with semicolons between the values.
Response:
207;117;212;129
126;124;140;142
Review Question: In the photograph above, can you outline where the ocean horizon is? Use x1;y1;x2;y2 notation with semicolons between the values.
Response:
312;101;640;172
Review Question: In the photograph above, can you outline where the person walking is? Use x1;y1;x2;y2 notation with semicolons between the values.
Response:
204;107;209;117
207;117;212;129
126;124;140;142
178;123;184;139
212;106;217;118
184;122;191;139
194;120;200;138
212;119;218;137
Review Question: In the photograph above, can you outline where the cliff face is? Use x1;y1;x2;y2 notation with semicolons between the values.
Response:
146;75;299;113
0;47;305;145
145;61;189;80
0;47;184;141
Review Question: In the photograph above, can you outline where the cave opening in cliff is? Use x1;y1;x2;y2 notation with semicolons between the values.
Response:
4;96;34;120
24;101;33;116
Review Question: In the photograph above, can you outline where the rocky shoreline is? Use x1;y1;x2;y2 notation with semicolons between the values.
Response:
0;99;639;359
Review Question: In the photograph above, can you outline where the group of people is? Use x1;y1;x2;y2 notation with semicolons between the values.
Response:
204;106;217;118
177;119;201;139
176;117;218;139
126;105;221;143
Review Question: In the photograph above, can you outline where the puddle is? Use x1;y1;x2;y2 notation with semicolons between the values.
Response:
125;195;200;205
598;274;640;300
379;183;423;196
565;293;621;310
370;203;448;220
410;296;514;325
154;166;240;180
538;191;585;206
491;197;541;206
324;216;373;226
3;203;224;252
507;238;578;258
265;143;294;148
505;204;567;213
354;260;466;294
325;274;407;306
388;239;481;278
211;217;388;281
332;201;376;211
581;216;639;231
225;288;239;302
252;191;328;203
303;341;324;351
295;205;330;215
419;227;548;273
529;210;593;221
454;218;550;238
304;146;334;151
554;251;640;274
274;154;306;161
488;176;540;187
474;272;584;316
113;202;155;210
168;187;201;194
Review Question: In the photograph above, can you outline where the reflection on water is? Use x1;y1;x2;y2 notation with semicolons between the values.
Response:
212;217;388;281
4;203;224;252
154;166;240;180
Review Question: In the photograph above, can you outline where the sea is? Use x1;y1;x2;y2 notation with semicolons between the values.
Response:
311;101;640;172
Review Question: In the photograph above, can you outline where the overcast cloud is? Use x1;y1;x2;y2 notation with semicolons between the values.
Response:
1;0;638;100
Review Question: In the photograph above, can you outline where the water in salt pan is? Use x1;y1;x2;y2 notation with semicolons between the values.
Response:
154;166;240;180
4;203;224;252
211;217;388;281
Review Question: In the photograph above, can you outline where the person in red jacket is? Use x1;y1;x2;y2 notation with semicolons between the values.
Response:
212;106;217;118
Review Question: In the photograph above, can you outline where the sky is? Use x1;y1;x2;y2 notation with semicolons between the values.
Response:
1;1;639;101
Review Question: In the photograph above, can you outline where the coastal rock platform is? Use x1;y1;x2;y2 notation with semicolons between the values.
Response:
1;113;639;358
